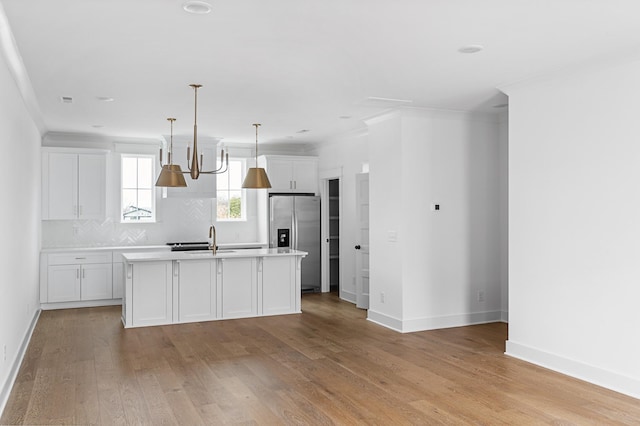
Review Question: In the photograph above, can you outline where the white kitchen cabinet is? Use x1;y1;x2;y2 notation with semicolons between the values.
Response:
219;257;257;319
44;251;113;304
261;256;298;316
42;149;107;220
112;262;124;299
80;263;113;300
177;259;217;322
129;261;173;327
47;265;81;303
258;155;318;194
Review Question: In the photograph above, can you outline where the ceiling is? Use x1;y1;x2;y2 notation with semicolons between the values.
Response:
2;0;640;146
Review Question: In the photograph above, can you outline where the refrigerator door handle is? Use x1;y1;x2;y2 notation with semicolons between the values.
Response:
292;199;298;250
269;198;275;248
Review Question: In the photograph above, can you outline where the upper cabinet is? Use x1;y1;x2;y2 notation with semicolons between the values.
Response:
259;155;319;194
42;149;107;220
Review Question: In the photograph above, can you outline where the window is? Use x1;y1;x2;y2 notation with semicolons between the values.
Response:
217;158;246;220
121;155;156;222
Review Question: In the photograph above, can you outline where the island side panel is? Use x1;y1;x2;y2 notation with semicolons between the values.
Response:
128;260;173;327
262;256;296;316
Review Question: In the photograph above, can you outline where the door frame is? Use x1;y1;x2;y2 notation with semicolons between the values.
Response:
355;172;369;309
319;167;343;294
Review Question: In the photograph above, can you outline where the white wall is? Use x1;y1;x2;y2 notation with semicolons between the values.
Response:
0;51;41;412
504;60;640;398
368;112;405;324
312;129;368;302
498;111;509;321
366;108;501;332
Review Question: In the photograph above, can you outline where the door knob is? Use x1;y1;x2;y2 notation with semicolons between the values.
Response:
355;245;361;250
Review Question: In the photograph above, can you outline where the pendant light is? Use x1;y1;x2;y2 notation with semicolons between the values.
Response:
156;118;187;187
174;84;229;179
242;123;271;189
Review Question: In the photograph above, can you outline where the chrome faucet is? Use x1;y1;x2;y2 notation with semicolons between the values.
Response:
208;225;217;255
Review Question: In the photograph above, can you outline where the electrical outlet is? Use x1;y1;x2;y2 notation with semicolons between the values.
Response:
380;292;385;303
477;290;485;303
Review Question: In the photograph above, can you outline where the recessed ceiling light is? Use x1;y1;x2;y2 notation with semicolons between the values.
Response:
183;1;212;14
91;125;104;128
60;96;73;104
296;129;311;134
97;96;114;102
458;44;484;54
492;103;508;108
339;115;352;119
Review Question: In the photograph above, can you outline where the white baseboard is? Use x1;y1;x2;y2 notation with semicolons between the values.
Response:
506;340;640;400
0;308;40;417
367;309;404;332
367;309;502;333
339;290;356;304
501;310;509;323
41;299;122;310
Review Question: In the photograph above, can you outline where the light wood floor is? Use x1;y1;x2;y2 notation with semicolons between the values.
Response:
2;294;640;425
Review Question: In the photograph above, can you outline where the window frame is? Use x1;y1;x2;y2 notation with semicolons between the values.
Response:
120;153;157;223
216;157;247;222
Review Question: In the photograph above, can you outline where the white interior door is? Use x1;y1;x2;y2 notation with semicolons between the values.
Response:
355;173;369;309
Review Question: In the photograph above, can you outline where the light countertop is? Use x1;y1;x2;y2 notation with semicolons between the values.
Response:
41;242;267;253
123;248;307;262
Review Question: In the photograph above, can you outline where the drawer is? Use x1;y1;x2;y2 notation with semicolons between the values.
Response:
48;251;113;265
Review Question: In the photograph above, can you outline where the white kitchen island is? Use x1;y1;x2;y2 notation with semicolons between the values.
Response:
122;248;307;328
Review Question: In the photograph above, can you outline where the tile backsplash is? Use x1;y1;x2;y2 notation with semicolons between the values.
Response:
42;198;216;248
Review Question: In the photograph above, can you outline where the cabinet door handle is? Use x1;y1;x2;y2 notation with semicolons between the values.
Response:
293;180;297;190
174;260;180;277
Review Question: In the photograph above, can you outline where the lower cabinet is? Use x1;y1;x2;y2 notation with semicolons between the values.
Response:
130;261;173;327
47;265;81;302
112;262;124;299
44;252;113;304
81;263;113;300
220;257;257;319
177;259;217;322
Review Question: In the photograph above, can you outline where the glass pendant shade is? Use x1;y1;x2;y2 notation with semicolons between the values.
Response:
156;164;187;187
242;167;271;189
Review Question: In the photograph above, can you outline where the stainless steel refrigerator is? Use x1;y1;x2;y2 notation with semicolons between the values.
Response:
269;195;321;292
